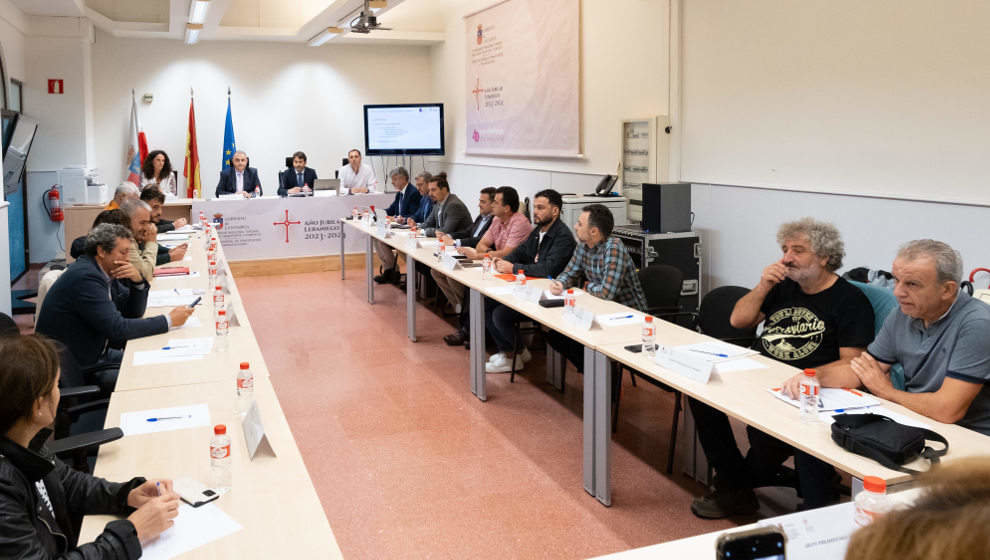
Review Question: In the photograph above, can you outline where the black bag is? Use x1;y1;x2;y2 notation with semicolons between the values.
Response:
830;413;948;474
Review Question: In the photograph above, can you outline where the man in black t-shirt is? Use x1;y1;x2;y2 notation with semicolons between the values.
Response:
689;218;875;519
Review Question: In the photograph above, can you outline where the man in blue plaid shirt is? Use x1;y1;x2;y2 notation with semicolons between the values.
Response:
543;204;647;373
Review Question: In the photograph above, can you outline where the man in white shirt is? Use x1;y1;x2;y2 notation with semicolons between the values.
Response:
339;149;377;194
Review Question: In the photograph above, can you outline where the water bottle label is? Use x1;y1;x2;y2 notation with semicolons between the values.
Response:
216;320;229;331
237;376;254;390
854;505;881;527
644;327;655;336
801;384;820;395
210;444;230;460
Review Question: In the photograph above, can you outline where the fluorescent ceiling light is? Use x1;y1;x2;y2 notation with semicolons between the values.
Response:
308;26;344;47
189;0;210;24
185;23;203;45
369;0;387;15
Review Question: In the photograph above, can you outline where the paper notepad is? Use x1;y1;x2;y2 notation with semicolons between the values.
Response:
120;404;211;436
594;312;642;327
675;340;758;362
769;387;881;412
140;503;242;560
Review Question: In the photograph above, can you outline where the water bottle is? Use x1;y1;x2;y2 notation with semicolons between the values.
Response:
854;476;891;527
213;284;225;309
236;362;254;414
199;210;206;227
481;253;492;279
210;424;232;493
516;268;526;285
207;246;216;266
215;306;229;352
642;316;656;356
208;260;218;290
564;288;576;314
799;368;820;423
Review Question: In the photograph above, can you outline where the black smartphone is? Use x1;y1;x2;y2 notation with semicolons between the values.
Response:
624;344;643;353
715;526;786;560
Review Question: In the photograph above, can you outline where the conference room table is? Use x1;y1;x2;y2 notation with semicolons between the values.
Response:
80;226;343;558
341;218;990;508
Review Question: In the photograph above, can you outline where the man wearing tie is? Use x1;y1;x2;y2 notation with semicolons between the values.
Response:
373;167;422;284
216;151;262;198
278;151;318;197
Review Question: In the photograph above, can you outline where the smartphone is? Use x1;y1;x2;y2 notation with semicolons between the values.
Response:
624;344;643;353
174;476;220;508
188;296;202;308
715;526;786;560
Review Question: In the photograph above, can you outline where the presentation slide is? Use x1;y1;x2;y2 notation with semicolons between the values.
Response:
365;105;443;154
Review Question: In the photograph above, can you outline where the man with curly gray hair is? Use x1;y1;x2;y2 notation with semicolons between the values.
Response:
686;217;875;520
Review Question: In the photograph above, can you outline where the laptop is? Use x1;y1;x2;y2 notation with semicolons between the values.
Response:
313;179;340;194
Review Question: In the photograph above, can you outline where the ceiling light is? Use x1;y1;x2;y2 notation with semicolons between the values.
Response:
189;0;210;24
185;23;203;45
308;26;344;47
369;0;387;15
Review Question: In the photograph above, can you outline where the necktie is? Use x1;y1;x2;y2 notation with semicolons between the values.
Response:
297;172;303;186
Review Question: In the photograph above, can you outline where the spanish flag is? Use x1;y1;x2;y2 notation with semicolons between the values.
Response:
183;95;202;198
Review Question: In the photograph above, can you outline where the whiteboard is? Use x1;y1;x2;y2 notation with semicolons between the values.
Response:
680;0;990;207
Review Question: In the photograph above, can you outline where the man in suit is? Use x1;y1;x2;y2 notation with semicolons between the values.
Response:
215;150;262;198
431;187;497;310
35;224;194;391
278;151;318;197
421;172;473;238
406;172;434;226
373;167;423;284
140;188;187;265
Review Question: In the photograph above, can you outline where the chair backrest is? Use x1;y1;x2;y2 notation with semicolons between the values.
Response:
0;312;18;337
638;264;683;314
849;280;905;390
698;285;757;344
35;269;64;325
522;196;531;221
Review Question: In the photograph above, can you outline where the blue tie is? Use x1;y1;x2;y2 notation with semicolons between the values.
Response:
297;172;303;186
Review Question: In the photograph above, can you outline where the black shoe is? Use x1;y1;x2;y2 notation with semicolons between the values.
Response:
443;330;468;346
690;487;759;519
374;268;395;284
389;268;403;285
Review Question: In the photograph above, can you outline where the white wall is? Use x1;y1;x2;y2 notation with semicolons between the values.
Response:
91;31;434;197
692;184;990;292
427;0;670;208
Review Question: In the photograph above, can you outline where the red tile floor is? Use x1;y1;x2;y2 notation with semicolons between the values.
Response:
235;269;767;559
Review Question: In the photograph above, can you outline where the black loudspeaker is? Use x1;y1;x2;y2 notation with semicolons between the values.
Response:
641;183;692;233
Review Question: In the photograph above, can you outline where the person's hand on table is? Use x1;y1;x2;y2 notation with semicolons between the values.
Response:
352;186;369;194
241;191;252;199
781;373;805;400
128;479;176;509
169;243;188;262
168;306;194;327
303;185;312;193
288;187;301;194
128;491;180;544
457;247;479;260
172;217;188;229
494;259;513;274
850;352;892;399
111;260;143;283
549;281;564;296
406;217;417;227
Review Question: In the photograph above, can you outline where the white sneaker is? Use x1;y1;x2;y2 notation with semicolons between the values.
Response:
486;353;513;373
487;352;506;365
519;347;532;363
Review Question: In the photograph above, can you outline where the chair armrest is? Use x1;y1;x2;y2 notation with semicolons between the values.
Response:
59;385;102;400
66;399;110;418
48;428;124;456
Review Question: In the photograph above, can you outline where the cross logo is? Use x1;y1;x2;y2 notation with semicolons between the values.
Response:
273;209;301;243
472;77;483;111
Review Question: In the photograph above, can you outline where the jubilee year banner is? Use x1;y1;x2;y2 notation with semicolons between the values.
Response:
464;0;579;157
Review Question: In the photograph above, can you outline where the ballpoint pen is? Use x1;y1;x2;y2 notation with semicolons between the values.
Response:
146;416;188;422
689;349;730;358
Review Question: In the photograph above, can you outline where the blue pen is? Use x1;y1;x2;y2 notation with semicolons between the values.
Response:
689;349;730;358
146;416;185;422
613;314;634;320
161;346;173;350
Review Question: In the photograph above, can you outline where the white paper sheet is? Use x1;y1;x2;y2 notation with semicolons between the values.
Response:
120;403;211;436
165;336;214;355
675;340;758;362
594;312;642;327
486;286;516;296
140;503;242;560
153;271;201;281
714;357;768;373
133;351;207;366
148;289;204;308
769;387;881;412
172;316;202;330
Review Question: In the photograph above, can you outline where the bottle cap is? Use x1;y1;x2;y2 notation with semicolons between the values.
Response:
863;476;886;493
218;310;226;315
210;261;217;266
567;289;573;294
240;362;250;369
214;424;226;435
645;316;654;323
803;368;816;377
519;269;525;274
215;285;222;291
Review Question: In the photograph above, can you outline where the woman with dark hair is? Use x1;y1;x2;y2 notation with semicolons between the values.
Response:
0;334;179;559
140;150;177;197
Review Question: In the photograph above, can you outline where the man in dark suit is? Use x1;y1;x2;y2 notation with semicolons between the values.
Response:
439;187;496;249
421;172;473;238
36;224;194;391
373;166;423;284
216;150;262;198
278;151;318;197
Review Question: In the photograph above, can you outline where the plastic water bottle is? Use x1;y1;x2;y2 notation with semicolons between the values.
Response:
642;316;656;356
352;207;359;220
213;285;225;309
854;476;891;527
482;253;493;279
516;268;526;285
215;306;229;352
564;288;576;314
236;362;254;414
199;210;206;227
799;368;820;423
210;424;231;493
208;260;218;290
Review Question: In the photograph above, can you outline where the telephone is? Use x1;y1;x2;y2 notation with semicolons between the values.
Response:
594;174;618;196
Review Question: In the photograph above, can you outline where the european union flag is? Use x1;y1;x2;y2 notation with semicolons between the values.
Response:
222;96;236;170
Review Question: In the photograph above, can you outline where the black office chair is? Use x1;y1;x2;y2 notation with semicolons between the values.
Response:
52;344;122;473
696;285;757;347
611;265;685;473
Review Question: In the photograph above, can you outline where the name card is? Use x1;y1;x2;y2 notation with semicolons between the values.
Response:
406;235;421;250
562;306;595;331
515;284;543;303
441;253;462;271
241;400;276;460
654;348;714;384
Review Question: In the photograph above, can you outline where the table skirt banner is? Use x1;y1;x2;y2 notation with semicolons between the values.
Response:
191;194;393;260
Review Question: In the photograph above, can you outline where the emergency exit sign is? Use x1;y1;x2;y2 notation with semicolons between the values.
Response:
48;79;64;94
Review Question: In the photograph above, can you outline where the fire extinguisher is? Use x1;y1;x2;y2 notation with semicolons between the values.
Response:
44;185;64;222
